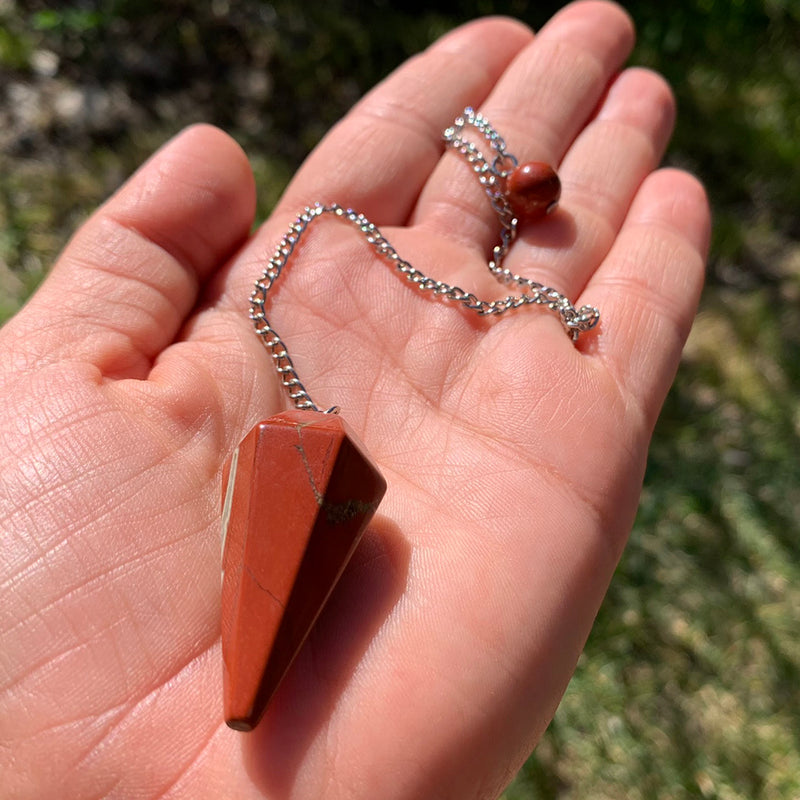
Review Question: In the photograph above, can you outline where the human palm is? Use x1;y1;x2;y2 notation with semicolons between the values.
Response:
1;5;709;799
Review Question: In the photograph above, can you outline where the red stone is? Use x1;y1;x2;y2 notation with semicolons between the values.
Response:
506;161;561;222
220;410;387;731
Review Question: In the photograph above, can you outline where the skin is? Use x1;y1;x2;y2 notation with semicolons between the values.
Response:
0;3;710;799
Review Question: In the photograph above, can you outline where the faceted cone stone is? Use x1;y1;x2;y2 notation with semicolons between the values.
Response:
220;410;386;731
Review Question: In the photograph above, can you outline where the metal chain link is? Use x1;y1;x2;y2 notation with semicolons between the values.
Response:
250;106;600;412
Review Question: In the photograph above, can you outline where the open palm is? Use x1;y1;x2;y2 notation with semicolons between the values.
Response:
1;4;709;799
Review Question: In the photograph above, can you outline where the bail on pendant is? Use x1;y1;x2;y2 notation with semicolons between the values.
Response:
220;409;386;730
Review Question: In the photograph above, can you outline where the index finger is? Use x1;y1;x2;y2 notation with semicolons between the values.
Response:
219;17;534;308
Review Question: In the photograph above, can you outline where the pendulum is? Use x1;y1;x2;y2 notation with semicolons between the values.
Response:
220;106;600;731
221;108;600;730
220;108;601;731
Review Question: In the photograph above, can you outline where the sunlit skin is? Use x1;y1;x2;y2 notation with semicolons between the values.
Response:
0;3;709;799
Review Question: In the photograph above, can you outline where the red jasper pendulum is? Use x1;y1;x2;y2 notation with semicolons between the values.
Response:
220;107;598;732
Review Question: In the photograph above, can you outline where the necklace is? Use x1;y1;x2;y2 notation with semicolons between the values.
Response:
220;107;599;730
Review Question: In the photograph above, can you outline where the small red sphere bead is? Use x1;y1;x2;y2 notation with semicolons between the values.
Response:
506;161;561;222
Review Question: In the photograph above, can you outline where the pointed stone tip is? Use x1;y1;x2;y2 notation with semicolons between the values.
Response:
226;717;256;732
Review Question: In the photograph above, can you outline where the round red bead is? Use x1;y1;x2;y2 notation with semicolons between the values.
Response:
506;161;561;222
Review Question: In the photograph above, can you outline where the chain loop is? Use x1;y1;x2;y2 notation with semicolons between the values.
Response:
251;107;600;412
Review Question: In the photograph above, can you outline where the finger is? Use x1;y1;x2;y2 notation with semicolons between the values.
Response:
5;125;255;380
276;17;534;224
580;167;710;423
504;66;676;297
219;17;533;309
411;0;635;261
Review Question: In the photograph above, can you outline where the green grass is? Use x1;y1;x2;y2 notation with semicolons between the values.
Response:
3;1;800;796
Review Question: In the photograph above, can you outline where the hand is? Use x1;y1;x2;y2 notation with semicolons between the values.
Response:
0;3;710;798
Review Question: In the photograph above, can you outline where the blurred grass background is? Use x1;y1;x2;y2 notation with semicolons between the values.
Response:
2;0;799;797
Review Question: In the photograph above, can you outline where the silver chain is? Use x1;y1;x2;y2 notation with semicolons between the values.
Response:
250;106;600;413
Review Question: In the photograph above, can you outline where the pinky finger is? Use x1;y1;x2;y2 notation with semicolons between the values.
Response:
579;167;710;427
